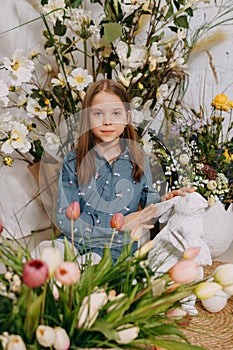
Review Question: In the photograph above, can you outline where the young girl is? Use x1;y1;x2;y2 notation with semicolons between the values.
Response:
56;79;192;261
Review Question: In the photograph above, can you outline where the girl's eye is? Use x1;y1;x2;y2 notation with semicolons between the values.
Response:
93;111;102;117
113;111;121;117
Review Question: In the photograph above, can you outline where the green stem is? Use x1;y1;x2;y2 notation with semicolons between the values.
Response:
40;282;48;324
71;219;74;253
84;40;87;69
69;285;73;310
109;228;116;248
24;288;32;336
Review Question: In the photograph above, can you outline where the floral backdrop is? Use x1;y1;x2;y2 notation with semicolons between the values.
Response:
0;0;232;207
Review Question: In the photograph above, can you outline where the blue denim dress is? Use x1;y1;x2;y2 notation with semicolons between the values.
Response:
56;146;160;261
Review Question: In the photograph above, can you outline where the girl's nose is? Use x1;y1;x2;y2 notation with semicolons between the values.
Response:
102;114;112;125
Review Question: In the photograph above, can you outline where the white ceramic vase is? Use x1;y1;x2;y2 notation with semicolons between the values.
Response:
202;199;233;259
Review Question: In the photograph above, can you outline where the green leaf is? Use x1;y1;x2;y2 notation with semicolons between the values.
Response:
24;293;43;340
174;15;189;29
91;319;119;341
103;22;122;44
54;19;67;36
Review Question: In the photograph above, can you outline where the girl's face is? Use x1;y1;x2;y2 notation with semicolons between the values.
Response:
89;91;129;144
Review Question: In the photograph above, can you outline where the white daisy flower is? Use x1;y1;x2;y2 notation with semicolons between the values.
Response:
2;121;31;154
26;99;48;120
3;49;34;85
67;68;93;91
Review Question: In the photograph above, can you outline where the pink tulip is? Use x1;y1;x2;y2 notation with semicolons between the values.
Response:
110;213;124;229
55;261;80;285
183;247;201;260
65;202;80;221
169;259;200;284
22;260;49;288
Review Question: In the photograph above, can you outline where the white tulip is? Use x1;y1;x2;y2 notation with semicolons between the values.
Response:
36;325;55;347
53;327;70;350
40;247;62;277
77;289;108;329
223;284;233;295
7;335;27;350
195;281;222;300
116;324;140;344
213;263;233;286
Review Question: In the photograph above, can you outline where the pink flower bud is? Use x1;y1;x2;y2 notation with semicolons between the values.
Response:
166;307;187;318
23;260;49;288
110;213;124;229
65;202;80;221
169;259;200;284
183;247;201;260
55;261;80;285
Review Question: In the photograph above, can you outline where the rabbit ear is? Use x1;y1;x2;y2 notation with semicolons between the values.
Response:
153;197;177;222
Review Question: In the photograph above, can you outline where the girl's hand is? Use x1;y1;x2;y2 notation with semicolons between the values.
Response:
162;187;196;201
122;204;158;232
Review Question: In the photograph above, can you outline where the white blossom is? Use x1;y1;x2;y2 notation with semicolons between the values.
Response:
156;83;169;104
0;80;9;107
26;99;48;120
116;41;147;71
148;42;167;72
42;132;60;151
43;0;66;24
3;49;34;85
67;68;93;90
2;121;31;154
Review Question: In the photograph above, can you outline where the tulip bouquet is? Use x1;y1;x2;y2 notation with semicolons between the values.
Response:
1;0;233;166
1;210;233;350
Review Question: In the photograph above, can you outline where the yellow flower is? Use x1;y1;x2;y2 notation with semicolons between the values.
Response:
228;100;233;109
223;149;232;162
3;156;13;166
211;93;229;112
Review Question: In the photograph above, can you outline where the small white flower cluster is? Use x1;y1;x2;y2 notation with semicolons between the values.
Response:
193;172;229;206
0;270;21;301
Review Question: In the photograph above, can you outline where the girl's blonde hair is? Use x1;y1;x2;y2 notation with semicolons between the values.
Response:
76;79;144;185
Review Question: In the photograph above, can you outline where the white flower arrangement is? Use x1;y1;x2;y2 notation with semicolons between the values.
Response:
1;0;232;167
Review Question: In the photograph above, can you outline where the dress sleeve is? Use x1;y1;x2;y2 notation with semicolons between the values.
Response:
56;153;94;239
140;155;161;208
